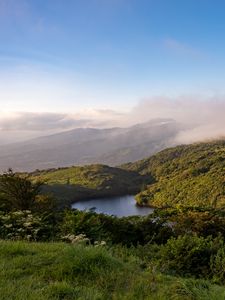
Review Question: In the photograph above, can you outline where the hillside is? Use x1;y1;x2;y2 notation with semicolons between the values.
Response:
31;164;148;206
122;140;225;208
0;119;179;172
2;240;225;300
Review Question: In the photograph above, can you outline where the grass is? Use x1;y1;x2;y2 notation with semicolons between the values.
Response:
0;240;225;299
32;164;143;189
30;164;147;206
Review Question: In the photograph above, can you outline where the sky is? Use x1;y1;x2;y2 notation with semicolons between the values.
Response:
1;0;225;142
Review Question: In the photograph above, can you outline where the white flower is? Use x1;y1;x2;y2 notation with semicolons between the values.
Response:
12;211;24;216
23;222;32;227
61;233;90;245
4;224;13;228
94;240;106;247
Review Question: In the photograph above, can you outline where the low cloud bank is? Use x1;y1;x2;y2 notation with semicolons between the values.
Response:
0;109;125;131
129;96;225;143
0;96;225;145
0;112;89;131
0;110;125;144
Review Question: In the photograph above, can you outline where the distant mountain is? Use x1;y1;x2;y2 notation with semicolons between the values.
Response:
0;118;181;172
122;140;225;208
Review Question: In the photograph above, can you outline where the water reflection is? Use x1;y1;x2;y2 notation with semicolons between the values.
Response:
72;195;153;217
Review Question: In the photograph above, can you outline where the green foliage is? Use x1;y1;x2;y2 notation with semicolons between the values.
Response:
0;169;54;212
168;278;225;300
61;210;108;242
210;246;225;284
123;140;225;208
0;210;61;241
60;209;173;246
0;169;43;210
166;208;225;239
1;240;225;300
0;210;43;241
30;164;149;207
158;235;224;279
0;207;172;245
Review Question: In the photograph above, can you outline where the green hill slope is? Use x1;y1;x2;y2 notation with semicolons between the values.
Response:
31;164;147;206
1;240;225;300
122;140;225;208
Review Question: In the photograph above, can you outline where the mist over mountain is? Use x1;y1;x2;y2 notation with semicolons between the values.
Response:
0;118;180;172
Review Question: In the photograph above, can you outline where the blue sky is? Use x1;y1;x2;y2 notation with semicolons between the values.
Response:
1;0;225;113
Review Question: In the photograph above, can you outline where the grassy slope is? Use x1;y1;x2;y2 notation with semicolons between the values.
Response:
0;240;225;300
122;140;225;208
31;164;148;206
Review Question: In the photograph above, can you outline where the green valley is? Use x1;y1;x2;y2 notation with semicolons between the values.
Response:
0;141;225;299
25;140;225;210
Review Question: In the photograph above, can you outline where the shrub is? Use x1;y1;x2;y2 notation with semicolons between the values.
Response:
0;169;43;211
158;235;222;278
0;210;57;241
210;246;225;284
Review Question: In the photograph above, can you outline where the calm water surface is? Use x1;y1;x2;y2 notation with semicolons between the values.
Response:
72;195;153;217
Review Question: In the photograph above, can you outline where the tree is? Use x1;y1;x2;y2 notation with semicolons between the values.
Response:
0;169;44;211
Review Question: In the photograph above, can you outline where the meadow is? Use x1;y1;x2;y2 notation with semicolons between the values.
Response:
1;240;225;300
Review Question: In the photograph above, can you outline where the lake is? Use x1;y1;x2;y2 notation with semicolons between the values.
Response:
72;195;153;217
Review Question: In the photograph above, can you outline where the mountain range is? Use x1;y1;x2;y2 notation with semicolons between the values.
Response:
0;118;181;172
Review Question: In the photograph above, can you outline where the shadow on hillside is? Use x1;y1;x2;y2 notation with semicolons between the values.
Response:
41;182;141;207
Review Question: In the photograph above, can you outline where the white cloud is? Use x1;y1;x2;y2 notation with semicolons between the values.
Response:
0;109;126;144
128;95;225;143
0;94;225;146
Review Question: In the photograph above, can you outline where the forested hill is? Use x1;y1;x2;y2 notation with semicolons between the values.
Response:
31;164;148;205
122;140;225;208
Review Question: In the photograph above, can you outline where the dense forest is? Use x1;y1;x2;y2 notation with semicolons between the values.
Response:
0;140;225;299
123;140;225;208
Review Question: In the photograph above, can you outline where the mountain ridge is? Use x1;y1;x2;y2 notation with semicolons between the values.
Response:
0;118;179;172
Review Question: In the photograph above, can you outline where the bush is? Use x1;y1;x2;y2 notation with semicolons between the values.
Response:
0;169;43;211
158;235;222;278
0;210;58;241
60;209;173;246
210;246;225;284
0;169;55;212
